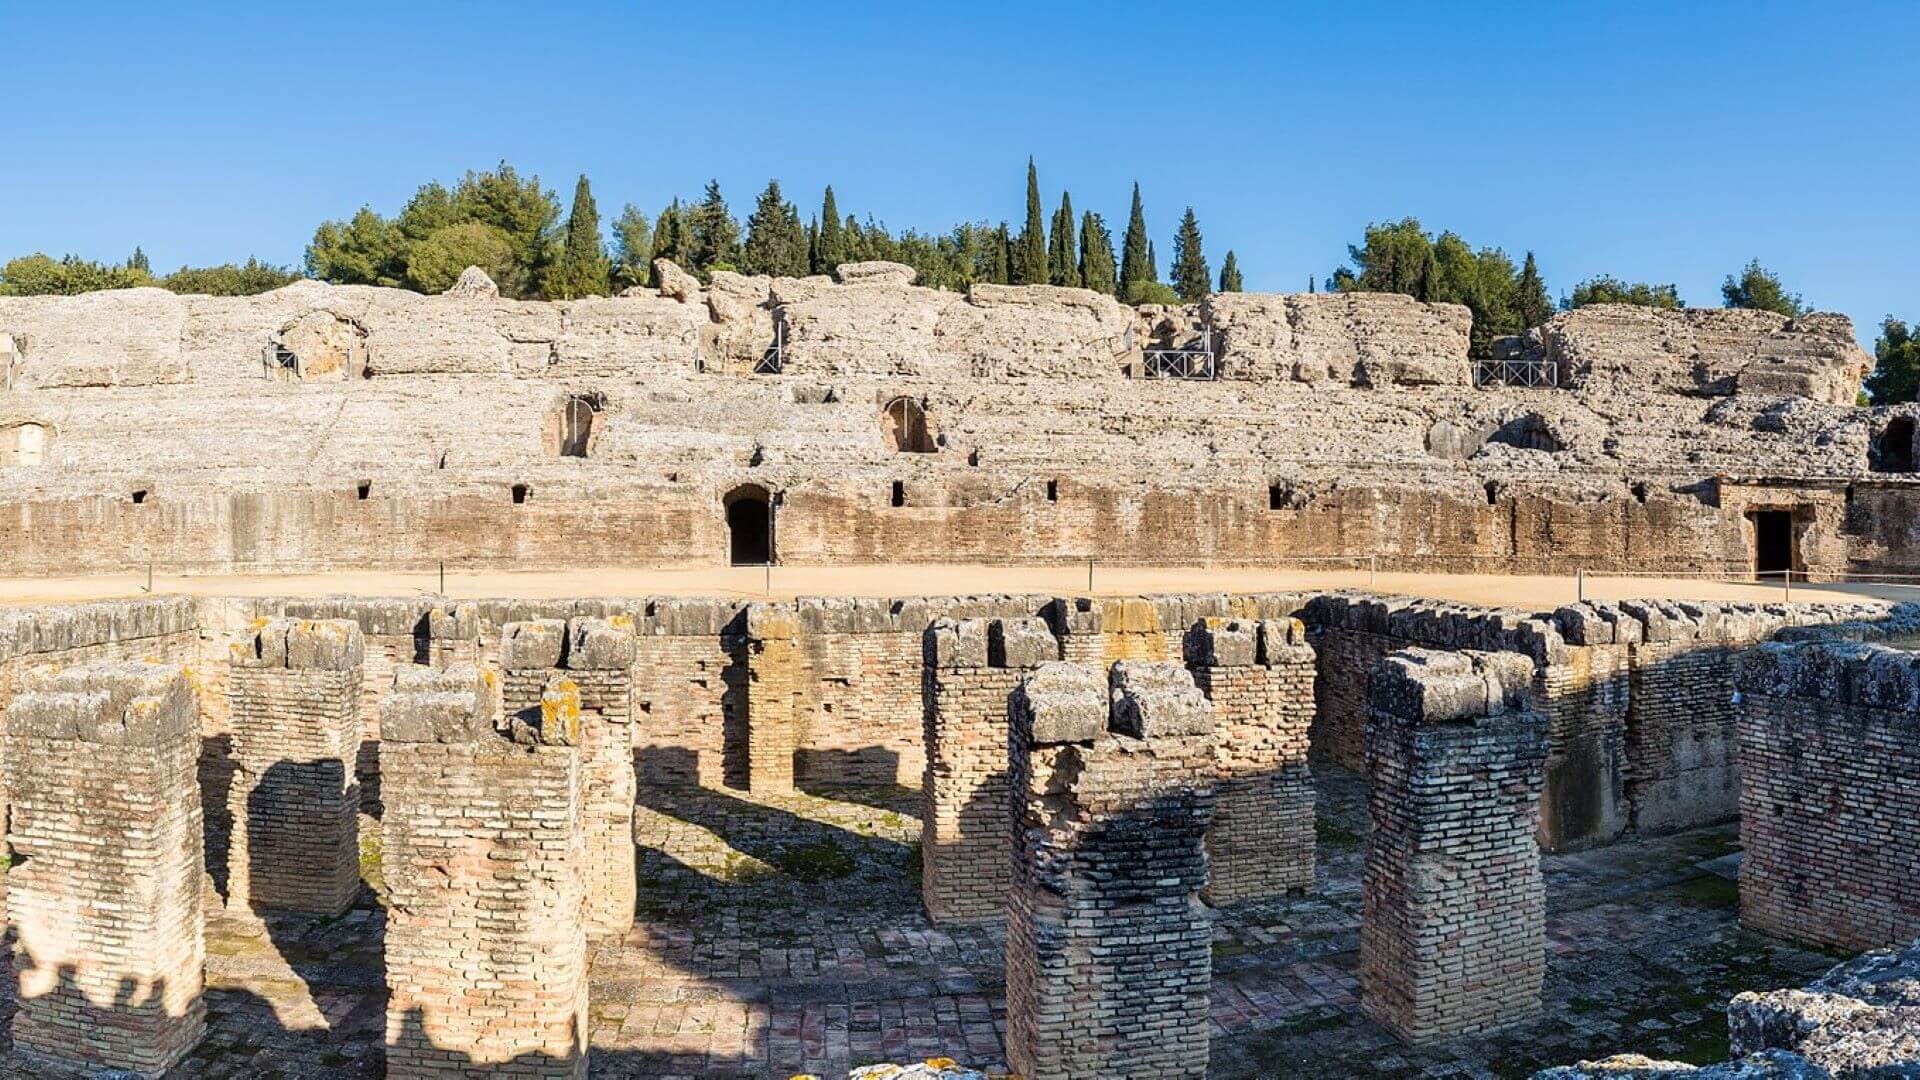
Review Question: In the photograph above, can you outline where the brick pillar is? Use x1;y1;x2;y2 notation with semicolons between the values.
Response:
225;617;364;916
381;665;587;1076
1735;640;1920;951
422;603;479;669
3;662;205;1077
744;603;799;794
1188;616;1317;904
1005;660;1216;1080
1360;648;1548;1044
502;616;638;940
921;616;1057;925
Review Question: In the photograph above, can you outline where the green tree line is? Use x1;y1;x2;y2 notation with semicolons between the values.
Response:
0;249;302;297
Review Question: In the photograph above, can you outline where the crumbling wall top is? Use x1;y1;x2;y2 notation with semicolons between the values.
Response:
10;660;197;745
1369;648;1536;725
230;616;363;670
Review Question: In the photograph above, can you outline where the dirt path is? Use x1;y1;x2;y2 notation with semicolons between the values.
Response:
3;564;1911;609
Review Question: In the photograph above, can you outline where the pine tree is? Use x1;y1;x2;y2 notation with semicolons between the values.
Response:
1119;182;1151;294
689;180;742;278
127;246;151;273
1865;319;1920;404
1048;192;1077;287
1015;158;1048;285
1218;250;1243;293
743;180;808;278
1515;251;1552;329
1078;211;1116;295
546;175;610;299
815;187;845;274
1721;259;1806;317
609;204;651;290
1170;208;1210;303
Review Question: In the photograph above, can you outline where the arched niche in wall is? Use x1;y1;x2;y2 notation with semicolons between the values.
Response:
5;422;50;467
882;396;936;453
1872;416;1916;474
267;310;368;382
547;392;606;458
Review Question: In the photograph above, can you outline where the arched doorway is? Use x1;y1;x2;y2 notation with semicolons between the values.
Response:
882;397;936;453
725;485;773;565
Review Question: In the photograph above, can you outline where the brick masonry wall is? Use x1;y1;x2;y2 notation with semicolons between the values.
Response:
1361;648;1549;1044
3;662;206;1077
744;604;801;794
501;616;639;941
1005;660;1216;1080
380;665;588;1076
1735;641;1920;952
225;618;363;917
919;616;1058;925
1189;617;1318;904
1305;595;1894;852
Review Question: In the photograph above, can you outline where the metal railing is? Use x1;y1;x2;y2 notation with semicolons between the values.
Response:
1475;357;1559;389
1143;324;1218;381
755;322;785;374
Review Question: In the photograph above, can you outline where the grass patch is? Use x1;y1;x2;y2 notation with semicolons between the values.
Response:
776;841;857;882
1315;817;1363;851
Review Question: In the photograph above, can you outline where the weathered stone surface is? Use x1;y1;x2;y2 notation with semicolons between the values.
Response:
1107;659;1213;738
1363;648;1549;1043
443;265;499;299
1011;660;1107;744
4;662;206;1076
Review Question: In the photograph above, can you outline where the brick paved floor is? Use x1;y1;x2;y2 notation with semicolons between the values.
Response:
0;767;1840;1078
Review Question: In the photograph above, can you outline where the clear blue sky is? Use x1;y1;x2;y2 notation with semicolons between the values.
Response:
3;2;1916;345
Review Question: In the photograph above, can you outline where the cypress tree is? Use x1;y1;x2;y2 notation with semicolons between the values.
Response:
127;246;151;273
1015;158;1047;285
816;186;845;273
549;174;610;299
1170;208;1210;303
806;217;819;274
1218;250;1243;293
1048;191;1077;287
1078;211;1116;296
649;199;693;283
1119;182;1151;293
1146;240;1158;283
990;223;1012;285
1515;251;1552;329
744;179;808;278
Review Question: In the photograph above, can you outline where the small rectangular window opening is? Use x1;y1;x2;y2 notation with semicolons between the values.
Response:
131;489;148;505
512;483;530;505
1046;479;1059;502
1268;484;1283;510
890;480;905;507
356;480;372;501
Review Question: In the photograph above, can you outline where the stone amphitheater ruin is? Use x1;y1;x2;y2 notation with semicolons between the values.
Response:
0;263;1916;1077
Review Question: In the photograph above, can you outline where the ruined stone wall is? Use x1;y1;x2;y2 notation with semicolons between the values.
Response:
1533;939;1920;1077
919;616;1058;925
224;617;363;917
500;616;638;940
1187;617;1318;904
1305;594;1894;850
380;665;588;1076
0;471;1903;580
1361;648;1548;1044
0;598;201;716
1005;661;1216;1080
1735;640;1920;952
3;663;205;1076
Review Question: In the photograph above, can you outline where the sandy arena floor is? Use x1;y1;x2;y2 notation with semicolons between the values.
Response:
2;563;1914;609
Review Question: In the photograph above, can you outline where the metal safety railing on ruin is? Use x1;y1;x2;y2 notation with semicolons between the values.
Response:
1576;567;1920;604
1474;357;1559;389
1142;324;1218;381
755;322;785;375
